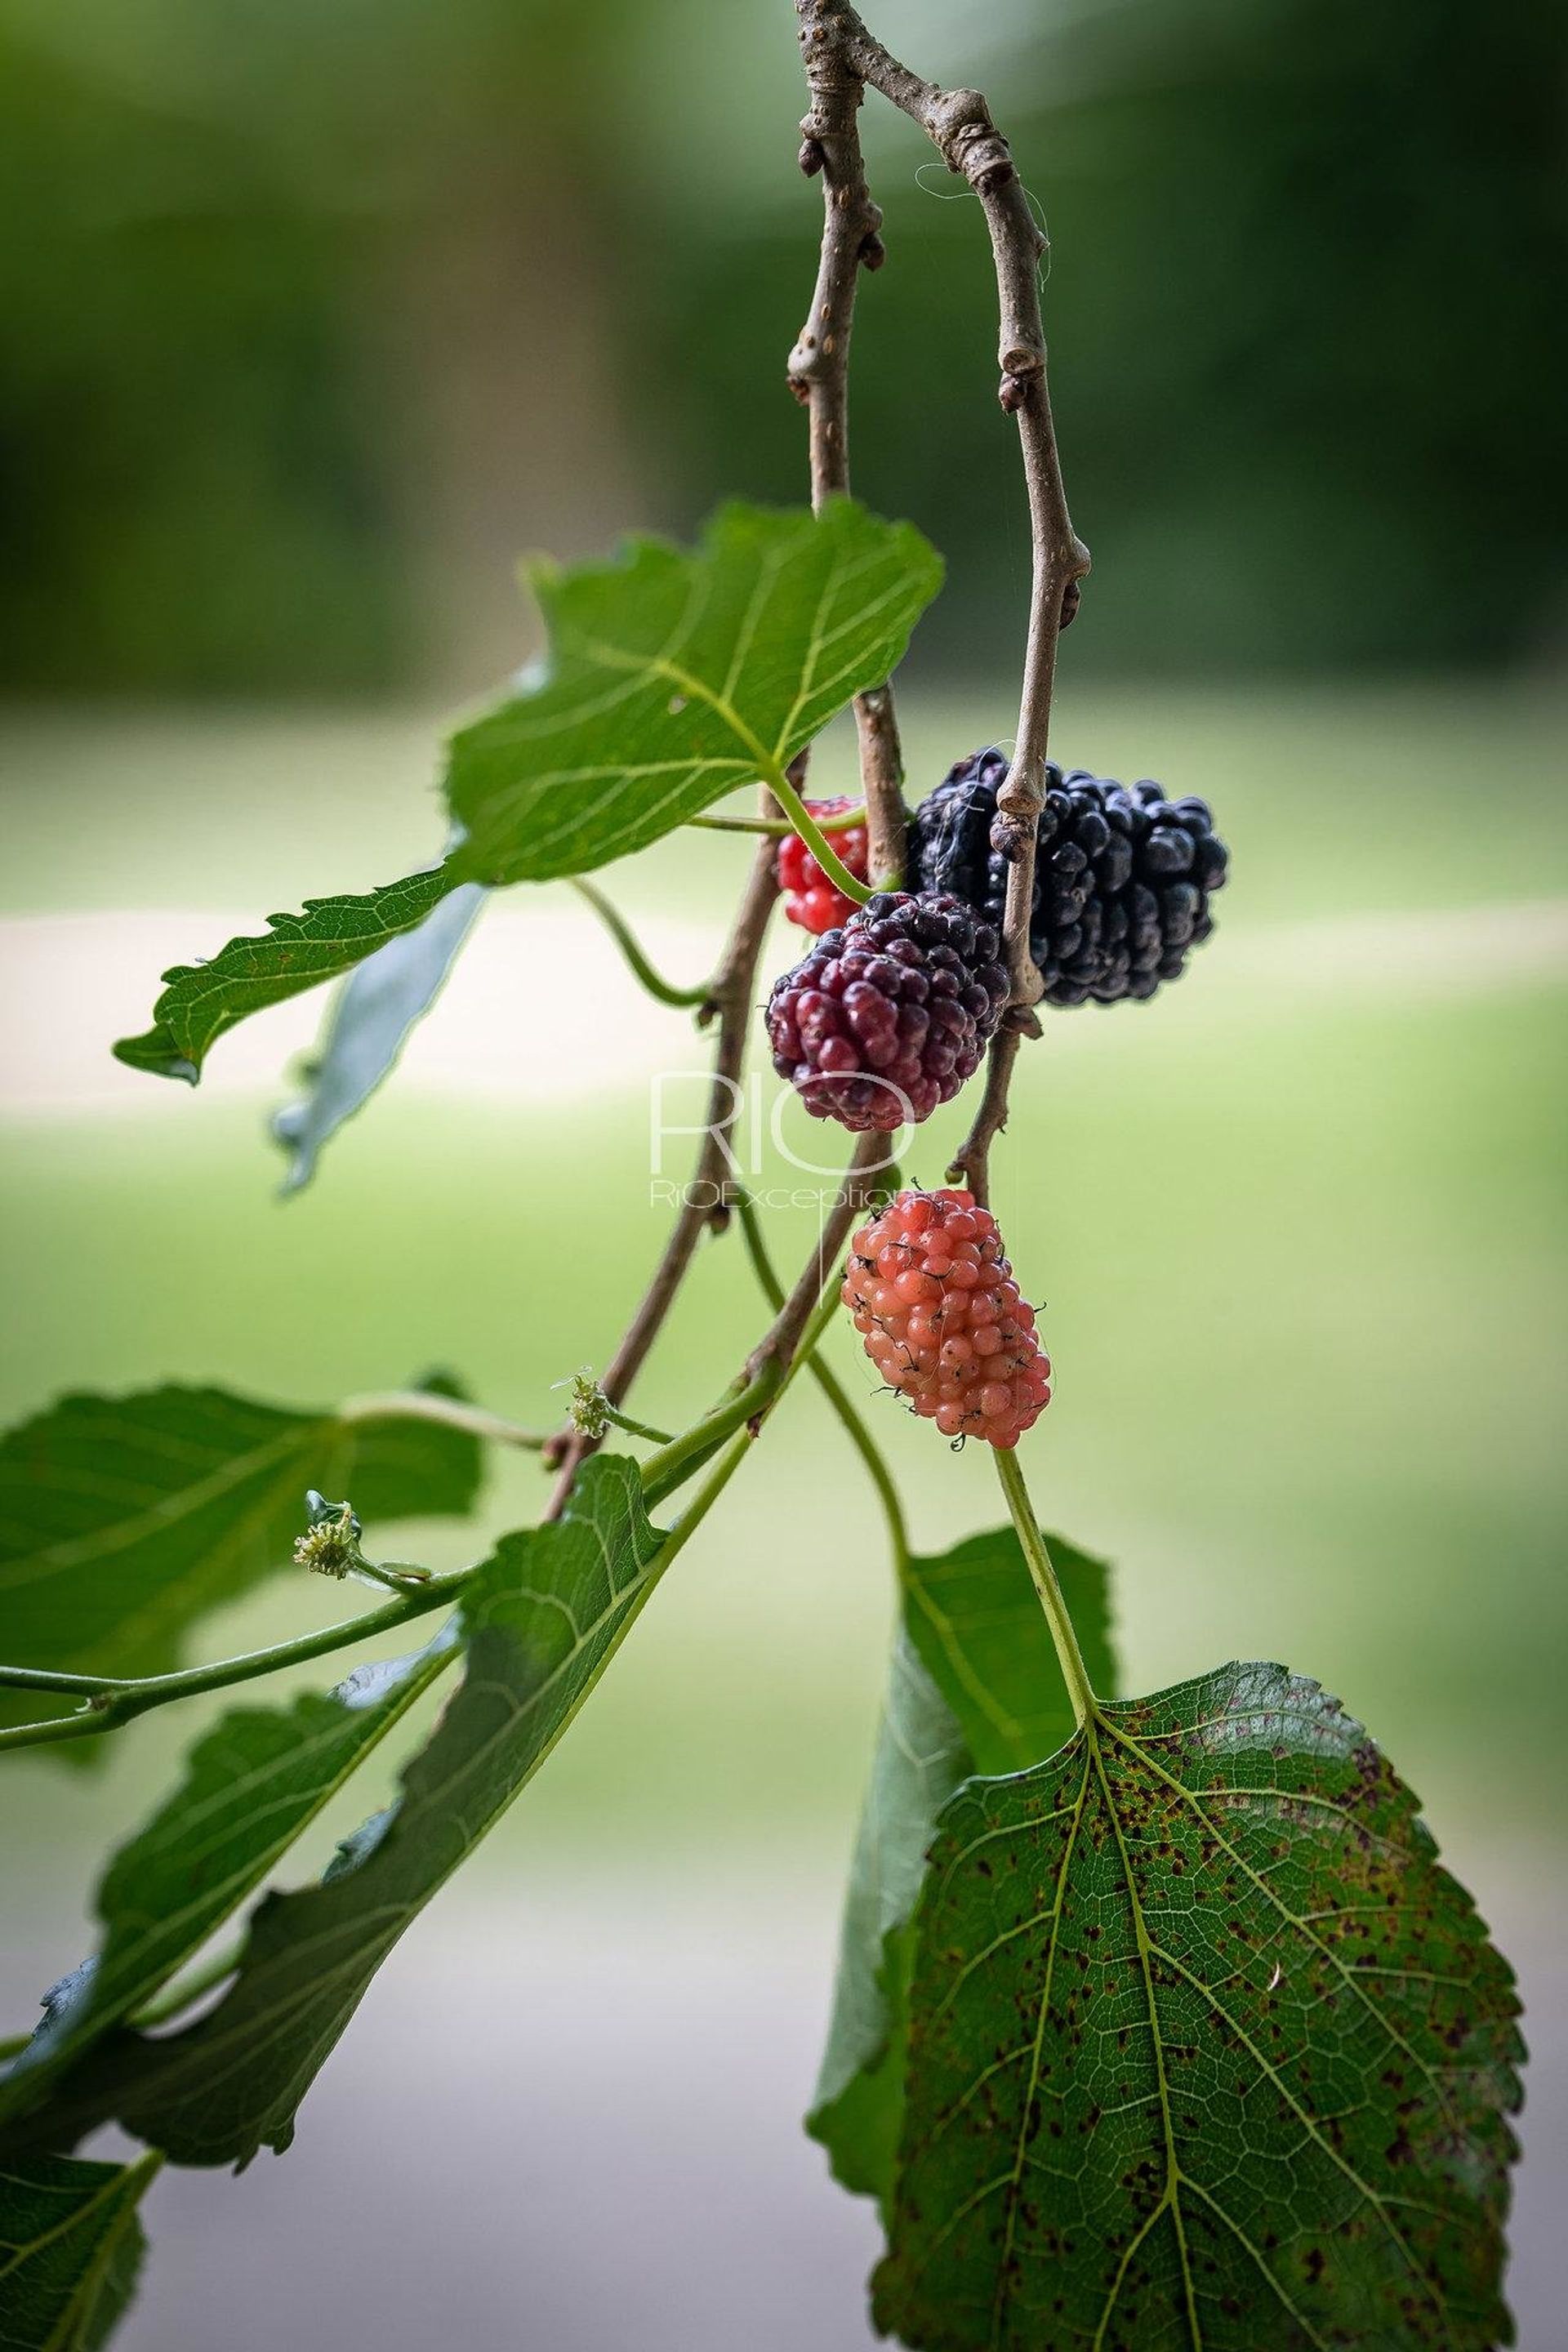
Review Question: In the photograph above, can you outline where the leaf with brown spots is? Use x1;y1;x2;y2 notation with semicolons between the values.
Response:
875;1660;1522;2351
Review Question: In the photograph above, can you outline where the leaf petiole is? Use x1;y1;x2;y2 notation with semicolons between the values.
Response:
570;879;710;1009
992;1447;1099;1729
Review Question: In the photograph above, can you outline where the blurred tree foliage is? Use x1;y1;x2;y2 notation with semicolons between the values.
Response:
1;0;1561;693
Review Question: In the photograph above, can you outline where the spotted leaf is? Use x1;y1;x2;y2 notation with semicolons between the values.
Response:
875;1661;1522;2351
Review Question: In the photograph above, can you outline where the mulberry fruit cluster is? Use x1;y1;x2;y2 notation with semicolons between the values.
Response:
777;797;871;933
907;746;1229;1006
843;1188;1052;1449
766;892;1009;1132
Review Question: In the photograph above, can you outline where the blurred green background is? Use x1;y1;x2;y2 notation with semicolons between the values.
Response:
2;0;1563;689
2;0;1564;2345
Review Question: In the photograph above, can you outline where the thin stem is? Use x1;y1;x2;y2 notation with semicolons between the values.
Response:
787;26;906;887
764;760;874;906
549;0;948;1515
0;1575;469;1756
653;1426;754;1571
639;1365;780;1511
687;804;866;839
994;1446;1097;1730
945;1011;1037;1209
352;1558;439;1594
338;1390;546;1450
622;1120;889;1526
569;879;710;1009
853;685;906;889
795;0;1088;997
746;1129;897;1382
603;1404;674;1446
646;1275;850;1573
735;1191;909;1567
542;831;782;1509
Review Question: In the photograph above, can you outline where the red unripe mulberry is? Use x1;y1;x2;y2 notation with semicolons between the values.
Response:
842;1188;1052;1448
777;798;871;933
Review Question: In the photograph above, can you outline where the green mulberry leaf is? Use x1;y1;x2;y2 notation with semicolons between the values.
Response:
875;1662;1523;2352
810;1529;1118;2209
113;865;453;1085
809;1630;969;2209
0;2153;158;2350
0;1375;482;1750
445;499;942;885
0;1624;459;2129
271;875;487;1192
2;1458;666;2170
903;1526;1117;1775
112;501;938;1083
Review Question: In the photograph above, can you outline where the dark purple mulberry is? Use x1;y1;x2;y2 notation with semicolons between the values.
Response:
907;748;1230;1006
766;891;1009;1132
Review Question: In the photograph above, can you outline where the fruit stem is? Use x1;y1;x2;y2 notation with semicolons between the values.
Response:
765;760;876;907
570;879;710;1009
993;1447;1098;1729
945;1012;1038;1209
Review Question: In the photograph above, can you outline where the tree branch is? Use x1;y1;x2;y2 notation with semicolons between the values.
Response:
745;1129;894;1384
789;15;906;889
795;0;1089;1004
555;0;1081;1520
944;1007;1039;1209
541;833;781;1508
735;1188;910;1567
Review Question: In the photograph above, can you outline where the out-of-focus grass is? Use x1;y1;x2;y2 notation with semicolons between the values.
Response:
1;681;1564;1902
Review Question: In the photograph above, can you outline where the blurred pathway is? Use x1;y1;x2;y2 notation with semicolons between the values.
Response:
3;893;1567;1118
2;1851;1560;2351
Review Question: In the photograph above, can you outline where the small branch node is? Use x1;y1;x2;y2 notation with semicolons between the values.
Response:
991;812;1033;864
